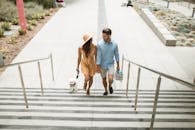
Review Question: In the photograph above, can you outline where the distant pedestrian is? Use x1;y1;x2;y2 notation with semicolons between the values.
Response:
127;0;133;7
96;28;120;96
77;34;97;96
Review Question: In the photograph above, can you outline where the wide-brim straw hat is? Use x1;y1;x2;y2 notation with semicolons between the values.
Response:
82;33;94;45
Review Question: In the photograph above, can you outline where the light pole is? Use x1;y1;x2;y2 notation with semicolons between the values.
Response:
16;0;27;31
192;7;195;18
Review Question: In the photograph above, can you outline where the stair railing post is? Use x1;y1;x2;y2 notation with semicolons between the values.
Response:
167;0;170;8
50;54;55;81
18;65;28;108
150;76;162;130
134;67;141;111
37;61;44;95
121;54;124;73
126;62;131;97
188;1;191;9
192;7;195;18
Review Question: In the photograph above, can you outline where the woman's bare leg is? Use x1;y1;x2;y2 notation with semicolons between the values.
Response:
87;76;93;95
83;82;87;90
84;75;90;90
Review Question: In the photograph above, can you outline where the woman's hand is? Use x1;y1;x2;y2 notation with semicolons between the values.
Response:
76;67;79;73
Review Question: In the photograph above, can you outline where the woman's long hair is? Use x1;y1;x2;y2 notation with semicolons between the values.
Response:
82;39;92;58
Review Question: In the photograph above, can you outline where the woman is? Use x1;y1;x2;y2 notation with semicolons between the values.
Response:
77;34;97;96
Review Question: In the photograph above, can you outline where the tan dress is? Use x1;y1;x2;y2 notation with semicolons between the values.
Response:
80;44;96;77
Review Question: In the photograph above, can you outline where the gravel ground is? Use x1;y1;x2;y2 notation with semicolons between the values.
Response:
133;1;195;46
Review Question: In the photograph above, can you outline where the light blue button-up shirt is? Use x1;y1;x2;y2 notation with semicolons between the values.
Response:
96;39;119;69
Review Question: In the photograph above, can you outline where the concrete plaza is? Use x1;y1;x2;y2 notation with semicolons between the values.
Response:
0;0;193;90
0;0;195;129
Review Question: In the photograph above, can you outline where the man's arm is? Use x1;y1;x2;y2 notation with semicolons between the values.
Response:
94;45;97;62
114;44;120;71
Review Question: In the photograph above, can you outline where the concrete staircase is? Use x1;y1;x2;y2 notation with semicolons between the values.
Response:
0;87;195;130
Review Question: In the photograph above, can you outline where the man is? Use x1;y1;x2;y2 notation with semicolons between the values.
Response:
96;28;120;96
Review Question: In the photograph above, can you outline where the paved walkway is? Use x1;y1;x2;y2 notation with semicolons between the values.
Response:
0;0;194;92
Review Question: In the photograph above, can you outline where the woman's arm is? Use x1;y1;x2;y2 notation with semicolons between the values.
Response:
94;45;97;62
96;44;102;73
77;47;81;72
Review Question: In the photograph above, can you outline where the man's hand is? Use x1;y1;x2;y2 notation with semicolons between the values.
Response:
116;64;120;72
96;65;101;73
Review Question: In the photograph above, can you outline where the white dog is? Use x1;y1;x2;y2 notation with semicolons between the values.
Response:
69;78;78;93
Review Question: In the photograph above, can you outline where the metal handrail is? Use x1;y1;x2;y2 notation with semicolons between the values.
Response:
0;57;50;68
0;54;55;108
122;55;195;130
123;58;195;87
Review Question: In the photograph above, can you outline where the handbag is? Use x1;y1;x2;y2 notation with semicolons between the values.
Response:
115;70;123;81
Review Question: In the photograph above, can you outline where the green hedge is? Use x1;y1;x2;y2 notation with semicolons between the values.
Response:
0;0;52;23
39;0;54;9
25;2;45;20
0;0;17;22
8;0;54;8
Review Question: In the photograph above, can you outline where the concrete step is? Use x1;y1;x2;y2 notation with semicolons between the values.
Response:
0;88;195;129
1;96;195;103
1;99;195;108
0;119;195;129
1;89;195;98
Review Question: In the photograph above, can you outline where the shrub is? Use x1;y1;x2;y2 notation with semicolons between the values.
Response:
45;11;51;16
27;25;33;31
25;2;45;20
40;0;54;9
24;1;37;8
7;35;18;44
8;0;54;8
1;22;11;31
0;0;17;22
0;28;4;38
35;13;45;20
18;28;26;35
28;20;37;26
11;19;19;25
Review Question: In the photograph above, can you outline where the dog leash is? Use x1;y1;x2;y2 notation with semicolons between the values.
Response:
76;69;79;79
